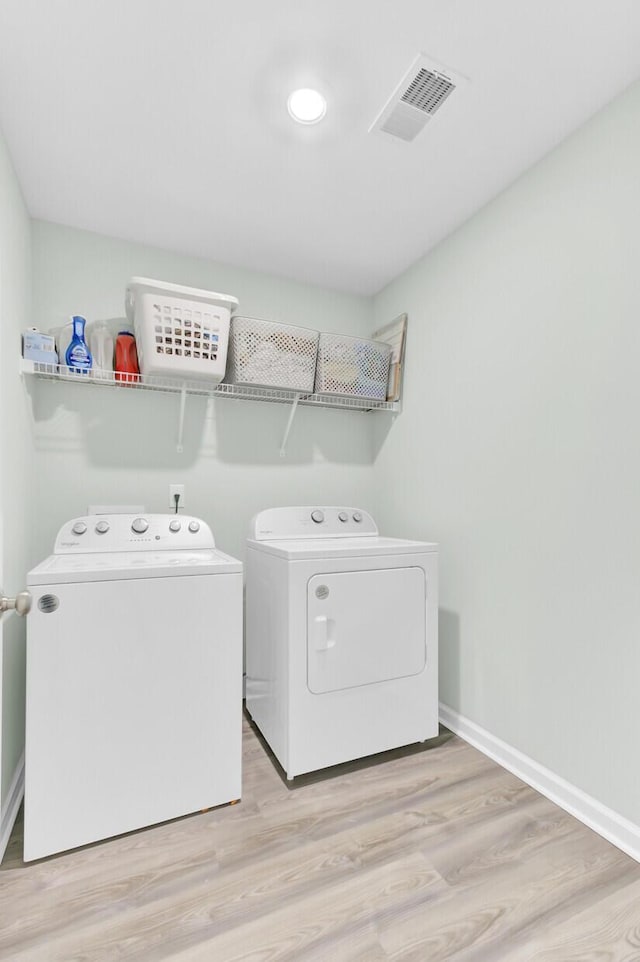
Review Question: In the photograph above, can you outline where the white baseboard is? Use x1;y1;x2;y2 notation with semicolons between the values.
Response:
439;703;640;864
0;752;24;864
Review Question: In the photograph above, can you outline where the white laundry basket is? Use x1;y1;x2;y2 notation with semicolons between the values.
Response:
314;333;392;400
225;316;319;392
125;277;238;382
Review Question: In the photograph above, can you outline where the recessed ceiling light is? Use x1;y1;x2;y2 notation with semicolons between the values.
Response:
287;88;326;125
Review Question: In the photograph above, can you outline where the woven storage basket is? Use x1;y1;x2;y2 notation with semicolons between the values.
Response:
314;333;392;400
225;316;319;391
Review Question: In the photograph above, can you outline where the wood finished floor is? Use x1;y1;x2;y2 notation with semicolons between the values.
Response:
1;715;640;961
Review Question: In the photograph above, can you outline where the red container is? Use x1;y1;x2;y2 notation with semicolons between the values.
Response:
115;332;140;383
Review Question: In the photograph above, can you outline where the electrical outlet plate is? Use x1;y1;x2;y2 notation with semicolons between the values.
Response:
169;484;185;510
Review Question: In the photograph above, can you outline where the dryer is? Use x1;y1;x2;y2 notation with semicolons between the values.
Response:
245;506;438;779
25;514;243;861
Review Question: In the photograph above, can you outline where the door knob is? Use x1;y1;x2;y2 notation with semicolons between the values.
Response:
0;589;32;619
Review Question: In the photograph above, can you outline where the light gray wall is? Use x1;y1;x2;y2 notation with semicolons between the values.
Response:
0;123;33;805
30;221;377;564
373;80;640;823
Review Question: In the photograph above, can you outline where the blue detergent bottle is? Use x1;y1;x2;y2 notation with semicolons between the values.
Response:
65;315;92;374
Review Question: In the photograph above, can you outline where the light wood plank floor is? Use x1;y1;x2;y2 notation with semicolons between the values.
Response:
1;715;639;961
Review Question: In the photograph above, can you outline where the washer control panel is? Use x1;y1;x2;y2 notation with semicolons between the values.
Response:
54;514;215;553
251;506;378;541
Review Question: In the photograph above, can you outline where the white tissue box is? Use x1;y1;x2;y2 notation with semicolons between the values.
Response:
22;329;58;365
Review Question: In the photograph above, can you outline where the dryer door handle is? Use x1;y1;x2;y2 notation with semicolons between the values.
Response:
313;615;336;651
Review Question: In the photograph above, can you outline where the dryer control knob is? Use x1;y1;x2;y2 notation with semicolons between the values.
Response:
95;521;110;534
338;511;348;522
71;521;87;536
169;520;181;533
188;520;200;533
311;510;325;524
131;518;149;534
352;511;363;523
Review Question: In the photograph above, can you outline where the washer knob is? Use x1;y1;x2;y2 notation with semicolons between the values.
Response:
169;520;181;533
131;518;149;534
338;511;348;523
311;510;325;524
95;520;110;534
188;520;200;533
71;521;87;536
352;511;363;523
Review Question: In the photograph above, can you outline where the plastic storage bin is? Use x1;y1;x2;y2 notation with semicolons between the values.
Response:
314;333;392;400
225;316;319;392
125;277;238;382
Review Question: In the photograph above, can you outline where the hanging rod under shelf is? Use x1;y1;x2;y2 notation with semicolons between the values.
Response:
19;360;401;413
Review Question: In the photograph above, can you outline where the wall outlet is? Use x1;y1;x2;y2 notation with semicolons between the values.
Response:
169;484;185;511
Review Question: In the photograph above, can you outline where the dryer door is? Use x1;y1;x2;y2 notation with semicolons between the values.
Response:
307;567;426;694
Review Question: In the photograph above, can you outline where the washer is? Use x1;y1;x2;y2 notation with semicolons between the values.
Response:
24;513;242;861
245;506;438;779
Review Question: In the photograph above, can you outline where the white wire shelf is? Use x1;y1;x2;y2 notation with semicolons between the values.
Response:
20;359;401;413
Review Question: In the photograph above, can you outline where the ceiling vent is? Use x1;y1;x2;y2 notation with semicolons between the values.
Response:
370;55;465;142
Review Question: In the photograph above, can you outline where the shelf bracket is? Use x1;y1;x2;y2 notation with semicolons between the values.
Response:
279;395;300;458
176;384;187;453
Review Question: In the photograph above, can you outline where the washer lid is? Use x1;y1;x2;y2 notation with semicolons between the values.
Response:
246;536;437;561
27;548;242;585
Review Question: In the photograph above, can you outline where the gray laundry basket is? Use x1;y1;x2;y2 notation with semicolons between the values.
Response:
314;333;392;400
225;316;319;391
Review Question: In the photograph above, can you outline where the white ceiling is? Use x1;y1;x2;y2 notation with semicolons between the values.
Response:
1;1;639;295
